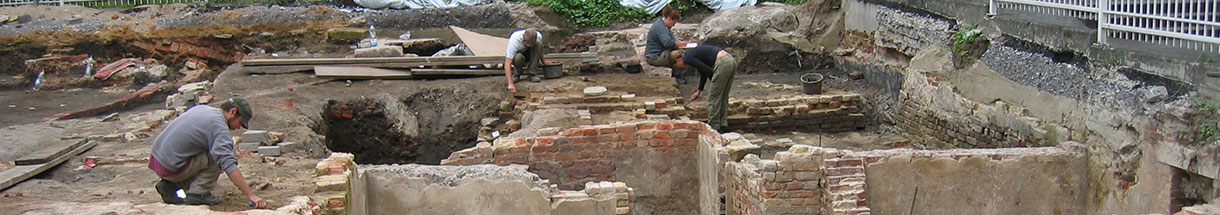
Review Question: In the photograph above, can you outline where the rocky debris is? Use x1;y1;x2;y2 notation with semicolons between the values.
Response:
980;45;1147;106
351;2;515;30
743;81;800;91
873;8;952;56
353;46;404;58
382;38;450;56
165;81;212;112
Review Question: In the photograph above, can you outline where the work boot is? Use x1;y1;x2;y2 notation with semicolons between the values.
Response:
512;73;523;82
529;75;542;83
185;193;223;205
675;77;689;84
155;180;183;204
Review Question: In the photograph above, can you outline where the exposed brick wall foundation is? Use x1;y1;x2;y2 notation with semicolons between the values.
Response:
688;93;868;132
314;153;356;215
443;120;721;214
896;71;1070;148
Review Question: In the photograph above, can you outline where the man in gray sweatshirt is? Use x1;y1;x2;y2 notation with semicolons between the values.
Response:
148;97;266;208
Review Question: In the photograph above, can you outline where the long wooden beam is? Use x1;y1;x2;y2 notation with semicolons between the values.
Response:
241;52;597;66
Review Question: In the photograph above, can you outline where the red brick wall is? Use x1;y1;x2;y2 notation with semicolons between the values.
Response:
443;120;720;214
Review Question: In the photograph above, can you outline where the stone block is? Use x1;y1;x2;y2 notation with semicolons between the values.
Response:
277;142;298;152
354;46;404;57
326;28;368;41
238;142;260;151
258;146;282;156
644;101;656;110
242;130;272;144
315;174;349;193
583;86;608;96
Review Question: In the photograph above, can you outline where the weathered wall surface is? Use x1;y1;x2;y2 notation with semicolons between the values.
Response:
359;165;552;215
443;120;719;215
859;146;1088;215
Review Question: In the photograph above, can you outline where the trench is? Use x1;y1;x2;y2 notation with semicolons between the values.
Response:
316;88;499;165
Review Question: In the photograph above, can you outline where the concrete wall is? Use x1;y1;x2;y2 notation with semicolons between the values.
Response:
443;120;719;215
698;128;729;215
858;146;1089;214
365;177;552;215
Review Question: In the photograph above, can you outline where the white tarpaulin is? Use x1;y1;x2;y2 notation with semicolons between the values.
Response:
619;0;757;14
355;0;494;9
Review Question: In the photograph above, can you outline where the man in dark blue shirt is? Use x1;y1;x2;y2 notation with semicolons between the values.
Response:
672;45;738;131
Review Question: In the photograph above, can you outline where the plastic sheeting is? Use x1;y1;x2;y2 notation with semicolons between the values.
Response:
355;0;494;9
619;0;757;14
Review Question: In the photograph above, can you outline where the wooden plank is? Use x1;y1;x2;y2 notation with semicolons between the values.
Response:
410;68;502;76
241;55;505;66
450;26;510;57
15;139;86;165
0;141;96;190
314;66;413;79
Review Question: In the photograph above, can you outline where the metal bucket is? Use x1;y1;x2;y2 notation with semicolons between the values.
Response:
801;73;824;95
542;64;563;79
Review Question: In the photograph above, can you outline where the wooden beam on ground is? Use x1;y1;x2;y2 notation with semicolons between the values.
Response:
314;66;413;79
241;55;505;66
47;82;173;121
410;68;502;76
0;140;96;190
15;139;86;165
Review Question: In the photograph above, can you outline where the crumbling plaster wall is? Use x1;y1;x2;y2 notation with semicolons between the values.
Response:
359;165;553;215
859;146;1089;214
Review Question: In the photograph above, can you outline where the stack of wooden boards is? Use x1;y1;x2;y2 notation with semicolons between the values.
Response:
240;26;598;79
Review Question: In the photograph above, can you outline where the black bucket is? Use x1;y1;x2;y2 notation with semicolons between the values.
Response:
801;73;824;95
542;64;563;79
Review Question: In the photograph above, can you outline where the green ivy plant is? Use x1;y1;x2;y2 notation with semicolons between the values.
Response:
1182;98;1220;145
538;0;653;28
952;23;982;59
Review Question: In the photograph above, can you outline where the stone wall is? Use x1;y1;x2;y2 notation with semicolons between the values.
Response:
723;145;835;215
443;120;720;214
896;70;1071;149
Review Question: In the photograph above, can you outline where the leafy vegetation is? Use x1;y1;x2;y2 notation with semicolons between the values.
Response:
1200;52;1217;64
531;0;654;28
952;23;982;59
1182;98;1220;145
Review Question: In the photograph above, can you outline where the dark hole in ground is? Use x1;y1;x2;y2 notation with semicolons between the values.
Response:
1000;35;1090;68
1171;167;1213;213
1116;68;1193;100
316;88;499;165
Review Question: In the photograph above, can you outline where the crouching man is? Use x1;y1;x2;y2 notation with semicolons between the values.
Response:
148;97;266;208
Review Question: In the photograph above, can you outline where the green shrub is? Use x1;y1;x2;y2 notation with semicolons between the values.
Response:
1183;98;1220;145
537;0;654;28
952;23;982;59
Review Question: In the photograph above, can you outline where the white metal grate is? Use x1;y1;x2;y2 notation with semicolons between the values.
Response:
992;0;1220;53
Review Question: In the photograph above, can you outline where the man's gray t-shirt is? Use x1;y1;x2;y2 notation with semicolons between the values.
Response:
151;105;240;174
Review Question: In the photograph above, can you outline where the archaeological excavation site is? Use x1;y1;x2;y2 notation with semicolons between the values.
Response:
0;0;1218;213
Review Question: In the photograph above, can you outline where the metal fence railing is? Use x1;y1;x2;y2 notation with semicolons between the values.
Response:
991;0;1220;53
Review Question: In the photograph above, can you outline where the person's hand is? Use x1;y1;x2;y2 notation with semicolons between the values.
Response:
269;132;285;142
249;194;267;209
689;90;701;102
508;84;517;93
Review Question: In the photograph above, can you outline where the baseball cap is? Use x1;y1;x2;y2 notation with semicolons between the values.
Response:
226;97;253;129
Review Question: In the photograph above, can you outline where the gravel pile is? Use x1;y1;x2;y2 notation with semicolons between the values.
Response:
980;45;1149;106
158;5;348;28
361;164;546;187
